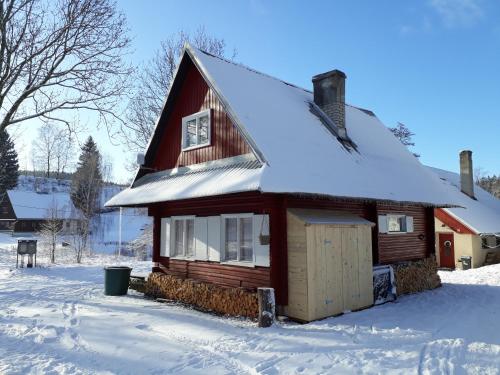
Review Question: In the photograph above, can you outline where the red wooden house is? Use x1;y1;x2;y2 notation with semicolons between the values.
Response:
107;45;455;321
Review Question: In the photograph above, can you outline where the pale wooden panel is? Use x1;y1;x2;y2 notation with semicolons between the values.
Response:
325;225;343;316
286;211;309;321
315;225;328;319
306;225;317;321
357;226;374;309
341;226;360;311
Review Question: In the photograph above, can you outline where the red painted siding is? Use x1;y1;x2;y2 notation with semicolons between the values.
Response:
377;204;432;264
149;193;436;306
435;208;476;235
149;192;286;304
155;260;270;289
151;59;251;170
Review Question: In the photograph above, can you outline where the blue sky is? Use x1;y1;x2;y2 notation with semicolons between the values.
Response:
20;0;499;182
117;0;499;178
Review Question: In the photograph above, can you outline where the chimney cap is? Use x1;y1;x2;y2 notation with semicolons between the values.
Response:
312;69;346;82
460;149;472;155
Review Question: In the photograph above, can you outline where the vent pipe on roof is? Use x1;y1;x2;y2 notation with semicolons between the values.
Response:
460;150;475;199
312;69;347;140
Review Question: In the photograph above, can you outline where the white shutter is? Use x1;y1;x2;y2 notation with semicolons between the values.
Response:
194;217;208;260
207;216;221;262
378;215;388;234
406;216;414;233
160;218;171;257
253;214;270;267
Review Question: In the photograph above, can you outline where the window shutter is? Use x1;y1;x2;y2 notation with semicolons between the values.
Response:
194;217;208;260
378;215;388;234
253;214;270;267
406;216;414;233
207;216;221;262
160;218;171;257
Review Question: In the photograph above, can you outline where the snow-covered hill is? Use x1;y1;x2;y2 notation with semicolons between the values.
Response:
12;176;152;255
0;234;499;374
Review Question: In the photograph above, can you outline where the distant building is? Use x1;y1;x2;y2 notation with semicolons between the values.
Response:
431;151;500;269
0;190;80;234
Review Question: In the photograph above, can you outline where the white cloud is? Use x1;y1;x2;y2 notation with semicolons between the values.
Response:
429;0;484;28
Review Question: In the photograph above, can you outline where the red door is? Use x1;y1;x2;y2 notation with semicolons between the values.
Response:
439;233;455;269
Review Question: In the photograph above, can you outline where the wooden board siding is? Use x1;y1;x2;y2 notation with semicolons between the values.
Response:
286;210;373;322
435;208;476;235
149;192;435;306
157;259;270;289
377;204;431;264
149;192;288;304
151;58;251;170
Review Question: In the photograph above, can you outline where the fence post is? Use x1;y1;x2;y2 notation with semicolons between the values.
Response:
258;287;275;328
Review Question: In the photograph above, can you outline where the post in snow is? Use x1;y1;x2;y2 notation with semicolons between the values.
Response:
258;287;275;328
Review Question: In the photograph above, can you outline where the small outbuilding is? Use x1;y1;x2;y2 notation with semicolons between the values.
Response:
286;209;375;322
429;151;500;269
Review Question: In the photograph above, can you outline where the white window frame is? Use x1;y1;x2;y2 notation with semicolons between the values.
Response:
170;215;196;259
386;214;408;234
181;109;211;151
221;213;255;267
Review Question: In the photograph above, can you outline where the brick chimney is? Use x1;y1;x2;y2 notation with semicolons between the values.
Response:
460;150;475;199
312;69;347;140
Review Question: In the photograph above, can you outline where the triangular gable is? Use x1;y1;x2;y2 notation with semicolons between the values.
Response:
112;44;460;208
141;45;265;179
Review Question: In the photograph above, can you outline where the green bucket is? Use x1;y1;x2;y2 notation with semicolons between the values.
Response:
104;266;132;296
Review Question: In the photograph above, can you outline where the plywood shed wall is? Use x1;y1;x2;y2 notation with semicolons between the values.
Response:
286;209;375;322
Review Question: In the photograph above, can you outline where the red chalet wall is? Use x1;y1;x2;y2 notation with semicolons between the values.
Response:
151;59;251;170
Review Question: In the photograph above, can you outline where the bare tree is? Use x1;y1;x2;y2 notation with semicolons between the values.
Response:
119;27;234;154
39;201;62;263
0;0;132;133
54;133;74;179
32;123;60;177
389;122;420;158
126;223;152;260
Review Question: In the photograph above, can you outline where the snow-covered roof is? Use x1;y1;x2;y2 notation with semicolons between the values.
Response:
427;167;500;235
7;190;80;220
288;209;375;226
106;154;262;206
107;45;458;208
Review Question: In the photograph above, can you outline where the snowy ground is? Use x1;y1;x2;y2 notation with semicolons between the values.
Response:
1;236;499;374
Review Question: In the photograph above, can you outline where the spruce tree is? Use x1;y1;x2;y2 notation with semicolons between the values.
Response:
0;129;19;196
71;136;103;219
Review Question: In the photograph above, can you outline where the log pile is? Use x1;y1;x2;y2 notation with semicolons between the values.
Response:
393;256;441;296
144;272;258;318
129;276;147;293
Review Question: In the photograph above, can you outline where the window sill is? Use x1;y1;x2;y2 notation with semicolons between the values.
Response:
181;143;210;152
220;260;255;268
170;256;196;261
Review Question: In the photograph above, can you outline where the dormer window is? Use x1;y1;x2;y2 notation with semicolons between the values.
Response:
181;109;211;151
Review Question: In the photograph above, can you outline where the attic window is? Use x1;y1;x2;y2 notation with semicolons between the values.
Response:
181;109;211;151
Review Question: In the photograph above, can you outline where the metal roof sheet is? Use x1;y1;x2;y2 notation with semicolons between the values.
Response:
106;154;263;206
288;208;375;226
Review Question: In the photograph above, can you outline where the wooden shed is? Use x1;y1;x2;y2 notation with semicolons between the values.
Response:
286;209;375;322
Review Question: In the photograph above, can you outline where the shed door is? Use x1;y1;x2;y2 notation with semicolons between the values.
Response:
307;225;373;320
438;233;455;269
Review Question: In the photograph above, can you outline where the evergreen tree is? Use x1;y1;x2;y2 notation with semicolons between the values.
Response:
71;136;103;219
0;129;19;197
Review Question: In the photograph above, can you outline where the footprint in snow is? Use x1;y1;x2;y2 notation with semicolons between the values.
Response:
135;324;149;330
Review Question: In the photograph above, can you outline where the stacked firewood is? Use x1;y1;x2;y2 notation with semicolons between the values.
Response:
393;256;441;295
129;276;147;293
145;272;259;318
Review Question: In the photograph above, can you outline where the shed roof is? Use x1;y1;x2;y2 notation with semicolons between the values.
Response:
288;209;375;226
107;45;458;208
427;167;500;234
7;190;79;220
